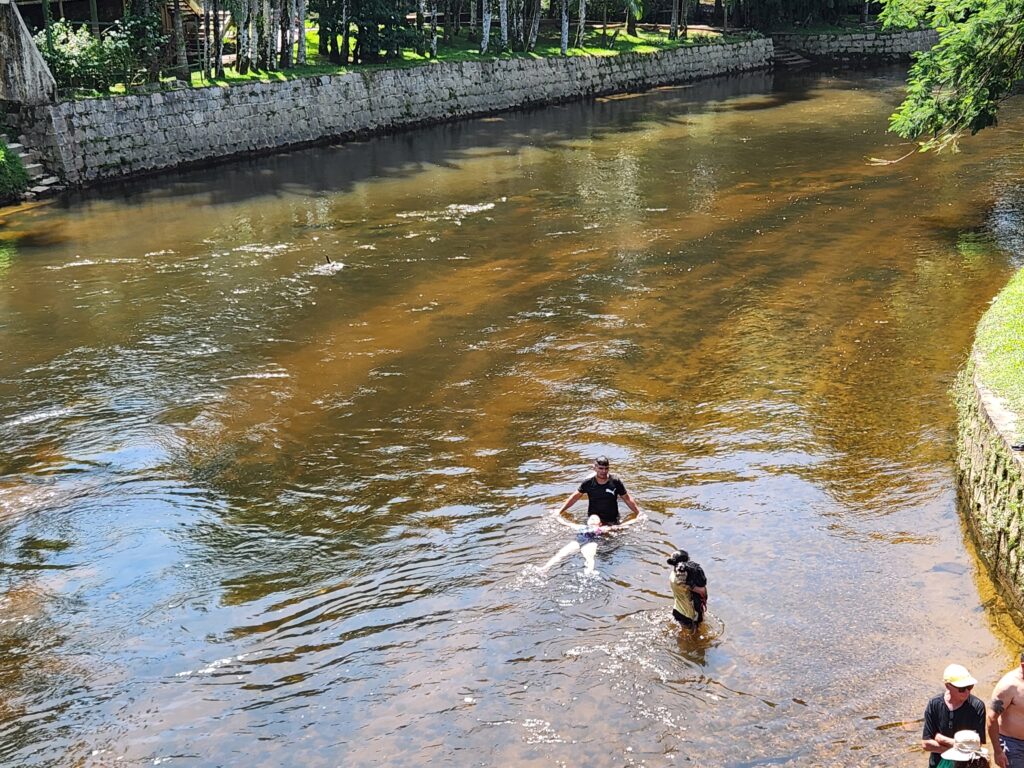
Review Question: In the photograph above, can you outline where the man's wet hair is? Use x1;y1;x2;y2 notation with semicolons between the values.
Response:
594;456;610;468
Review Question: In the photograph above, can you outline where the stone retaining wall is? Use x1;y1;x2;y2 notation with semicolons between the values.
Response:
8;38;771;186
956;358;1024;618
771;28;936;64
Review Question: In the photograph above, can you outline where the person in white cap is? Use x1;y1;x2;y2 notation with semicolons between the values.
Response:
922;664;987;768
940;730;989;767
989;651;1024;767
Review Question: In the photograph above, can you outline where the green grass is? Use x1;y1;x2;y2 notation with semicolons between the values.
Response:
109;24;754;92
973;268;1024;422
0;139;29;203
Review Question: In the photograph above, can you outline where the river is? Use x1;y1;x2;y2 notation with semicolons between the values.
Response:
1;66;1024;767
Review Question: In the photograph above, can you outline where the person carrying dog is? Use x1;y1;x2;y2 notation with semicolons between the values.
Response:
668;549;707;630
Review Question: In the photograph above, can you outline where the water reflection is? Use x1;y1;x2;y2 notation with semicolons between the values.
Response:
1;67;1023;766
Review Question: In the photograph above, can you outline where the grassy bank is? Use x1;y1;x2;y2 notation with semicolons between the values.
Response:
118;26;756;93
0;141;28;203
972;268;1024;425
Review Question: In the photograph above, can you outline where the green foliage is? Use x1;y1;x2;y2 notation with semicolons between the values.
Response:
737;0;848;29
0;141;29;203
33;16;165;92
881;0;1024;151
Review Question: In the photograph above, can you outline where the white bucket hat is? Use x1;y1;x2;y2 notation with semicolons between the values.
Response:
940;730;989;762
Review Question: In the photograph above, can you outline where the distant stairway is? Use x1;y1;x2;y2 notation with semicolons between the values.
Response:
3;132;63;200
773;46;813;68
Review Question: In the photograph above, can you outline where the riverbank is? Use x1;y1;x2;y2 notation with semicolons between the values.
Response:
9;38;772;187
957;269;1024;620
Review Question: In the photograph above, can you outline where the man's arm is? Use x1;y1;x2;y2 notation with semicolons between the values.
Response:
607;513;645;530
556;491;583;518
620;492;641;518
990;684;1012;768
922;701;955;754
553;513;584;531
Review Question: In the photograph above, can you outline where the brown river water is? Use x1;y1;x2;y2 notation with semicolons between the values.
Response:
3;67;1024;767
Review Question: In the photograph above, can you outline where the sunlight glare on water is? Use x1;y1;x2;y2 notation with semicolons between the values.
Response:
1;67;1024;767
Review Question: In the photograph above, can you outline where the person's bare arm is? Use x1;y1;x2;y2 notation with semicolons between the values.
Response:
556;491;583;519
991;683;1013;768
620;492;641;519
607;512;645;530
922;732;955;754
553;513;584;531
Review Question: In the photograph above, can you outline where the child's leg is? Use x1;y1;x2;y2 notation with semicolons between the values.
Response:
540;541;580;573
580;541;598;574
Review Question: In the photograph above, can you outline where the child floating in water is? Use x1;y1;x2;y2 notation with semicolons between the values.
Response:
668;549;707;630
539;514;638;576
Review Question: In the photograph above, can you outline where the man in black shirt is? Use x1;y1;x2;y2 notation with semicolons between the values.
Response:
556;456;641;525
922;663;987;767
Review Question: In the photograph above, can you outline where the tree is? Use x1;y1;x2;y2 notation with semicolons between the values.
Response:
881;0;1024;152
560;0;569;53
625;0;641;35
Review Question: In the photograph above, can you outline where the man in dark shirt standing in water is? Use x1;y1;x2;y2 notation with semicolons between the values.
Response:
556;456;641;525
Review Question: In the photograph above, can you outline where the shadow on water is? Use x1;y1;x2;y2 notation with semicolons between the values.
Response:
46;70;811;211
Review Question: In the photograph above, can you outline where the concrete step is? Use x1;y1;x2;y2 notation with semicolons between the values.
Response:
29;185;50;194
6;142;22;152
23;163;45;179
773;47;812;67
39;176;59;185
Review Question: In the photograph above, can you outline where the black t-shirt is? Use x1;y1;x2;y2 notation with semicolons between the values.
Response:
578;475;627;524
922;693;986;768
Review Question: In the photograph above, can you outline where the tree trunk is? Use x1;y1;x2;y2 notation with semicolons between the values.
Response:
480;0;491;51
261;0;274;69
669;0;678;39
237;3;249;72
511;0;521;49
340;0;350;63
722;0;727;31
202;1;211;78
559;0;568;53
171;0;190;81
626;3;636;35
498;0;507;49
681;0;687;38
574;0;585;48
213;0;224;76
526;0;539;50
296;0;306;63
279;0;292;67
470;0;476;32
430;0;438;56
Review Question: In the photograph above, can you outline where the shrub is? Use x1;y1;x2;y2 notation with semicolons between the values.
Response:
33;16;165;92
0;140;29;203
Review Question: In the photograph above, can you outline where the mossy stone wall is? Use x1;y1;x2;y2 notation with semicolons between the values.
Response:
771;29;937;64
956;360;1024;615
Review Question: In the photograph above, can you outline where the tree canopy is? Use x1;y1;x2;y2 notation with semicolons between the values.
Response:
882;0;1024;151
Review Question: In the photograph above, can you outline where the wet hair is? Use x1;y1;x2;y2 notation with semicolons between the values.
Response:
594;456;610;467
